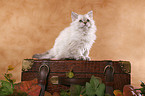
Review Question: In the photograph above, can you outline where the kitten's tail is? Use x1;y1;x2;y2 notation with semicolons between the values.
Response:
32;50;50;59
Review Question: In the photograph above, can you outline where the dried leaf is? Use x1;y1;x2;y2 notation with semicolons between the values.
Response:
53;92;60;96
8;65;14;71
15;78;41;96
44;91;52;96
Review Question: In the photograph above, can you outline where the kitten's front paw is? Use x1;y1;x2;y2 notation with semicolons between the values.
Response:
76;56;86;60
85;56;91;61
76;56;91;61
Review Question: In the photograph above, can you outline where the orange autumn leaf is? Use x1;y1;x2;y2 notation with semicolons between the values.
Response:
44;91;52;96
28;85;41;96
113;90;123;96
53;92;60;96
15;78;41;96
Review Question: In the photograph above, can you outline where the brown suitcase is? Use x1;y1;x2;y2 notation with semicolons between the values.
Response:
21;59;131;96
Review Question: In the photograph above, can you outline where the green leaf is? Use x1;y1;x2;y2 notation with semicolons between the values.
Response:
70;84;82;96
4;74;14;84
105;93;111;96
0;91;9;96
90;75;100;90
6;73;13;79
95;83;105;96
0;80;13;95
80;86;86;95
85;82;95;96
60;90;70;96
140;88;144;93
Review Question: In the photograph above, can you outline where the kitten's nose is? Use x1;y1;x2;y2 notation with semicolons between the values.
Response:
84;22;87;25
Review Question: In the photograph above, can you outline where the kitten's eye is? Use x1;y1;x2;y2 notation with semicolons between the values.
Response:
87;19;90;22
79;20;83;22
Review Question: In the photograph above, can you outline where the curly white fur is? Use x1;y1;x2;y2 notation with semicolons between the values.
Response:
33;11;97;60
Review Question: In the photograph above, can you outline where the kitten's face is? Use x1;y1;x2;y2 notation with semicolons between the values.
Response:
71;11;94;30
77;15;91;28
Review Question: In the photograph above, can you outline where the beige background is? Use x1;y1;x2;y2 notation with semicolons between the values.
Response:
0;0;145;87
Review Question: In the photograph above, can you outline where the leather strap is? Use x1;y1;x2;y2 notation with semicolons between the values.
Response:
38;62;49;96
104;61;114;96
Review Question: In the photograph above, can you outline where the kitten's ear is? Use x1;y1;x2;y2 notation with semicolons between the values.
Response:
87;11;93;18
71;12;78;21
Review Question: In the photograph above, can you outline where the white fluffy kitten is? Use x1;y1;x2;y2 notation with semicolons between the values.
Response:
33;11;97;60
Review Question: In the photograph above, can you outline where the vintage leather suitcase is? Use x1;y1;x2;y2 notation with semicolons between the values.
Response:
21;59;131;95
